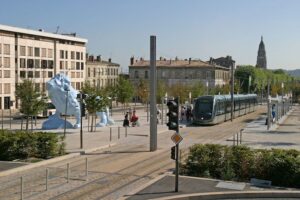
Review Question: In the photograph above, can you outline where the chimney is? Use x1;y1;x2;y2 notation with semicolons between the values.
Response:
96;55;101;61
89;55;94;61
140;57;144;61
189;57;191;64
130;56;134;65
159;56;163;61
108;58;112;63
86;53;89;60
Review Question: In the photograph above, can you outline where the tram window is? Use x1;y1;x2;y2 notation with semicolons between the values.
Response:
216;101;225;115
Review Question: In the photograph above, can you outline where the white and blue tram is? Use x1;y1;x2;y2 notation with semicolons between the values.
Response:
193;94;257;125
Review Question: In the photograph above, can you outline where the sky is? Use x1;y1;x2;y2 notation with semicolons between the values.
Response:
1;0;300;72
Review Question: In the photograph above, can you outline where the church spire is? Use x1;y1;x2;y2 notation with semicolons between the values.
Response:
256;36;267;69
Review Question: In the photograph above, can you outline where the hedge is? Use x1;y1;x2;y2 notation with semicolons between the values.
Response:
180;144;300;188
0;130;65;161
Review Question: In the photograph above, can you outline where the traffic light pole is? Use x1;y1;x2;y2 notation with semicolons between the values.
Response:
175;141;179;192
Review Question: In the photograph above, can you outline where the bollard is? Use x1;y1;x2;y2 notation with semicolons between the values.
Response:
67;163;70;183
118;127;120;139
20;176;24;200
46;168;49;191
125;126;128;137
85;157;88;180
110;127;112;142
233;134;235;146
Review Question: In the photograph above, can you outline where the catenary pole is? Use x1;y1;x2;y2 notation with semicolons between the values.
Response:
150;35;157;152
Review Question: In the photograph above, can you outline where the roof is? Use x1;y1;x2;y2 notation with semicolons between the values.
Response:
129;59;228;69
0;24;87;43
87;60;120;67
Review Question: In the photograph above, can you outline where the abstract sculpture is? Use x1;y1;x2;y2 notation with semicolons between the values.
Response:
96;106;115;127
42;73;81;130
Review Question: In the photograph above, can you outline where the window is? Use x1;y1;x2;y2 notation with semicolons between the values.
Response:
41;60;47;69
134;70;139;78
20;71;26;78
20;58;26;68
93;68;96;77
76;82;80;90
60;61;64;69
71;51;75;59
88;68;90;77
65;61;68;69
35;71;40;78
108;68;110;76
27;59;34;68
48;49;53;58
28;71;33;78
3;44;10;55
20;46;26;56
71;72;75;78
3;57;10;68
0;44;1;54
71;61;75;70
0;84;2;94
4;97;10;109
48;71;53;78
81;52;83;60
81;62;84;70
4;70;10;78
76;72;80;78
4;83;10;94
76;52;80;60
0;71;2;78
65;51;68;59
60;50;64;59
41;48;47;57
76;62;80;70
144;70;148;79
48;60;54;69
27;47;33;56
34;59;40;68
34;47;40;57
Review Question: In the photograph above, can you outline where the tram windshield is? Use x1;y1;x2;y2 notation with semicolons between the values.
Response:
195;98;213;114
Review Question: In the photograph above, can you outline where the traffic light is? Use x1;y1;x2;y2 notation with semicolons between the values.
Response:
166;98;179;131
171;146;176;160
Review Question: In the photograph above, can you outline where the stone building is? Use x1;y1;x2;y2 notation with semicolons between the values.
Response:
256;36;267;69
128;56;230;88
0;24;87;110
86;55;120;88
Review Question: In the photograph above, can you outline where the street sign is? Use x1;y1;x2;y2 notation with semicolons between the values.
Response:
171;133;183;145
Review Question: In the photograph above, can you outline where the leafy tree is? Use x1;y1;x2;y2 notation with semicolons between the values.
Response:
15;80;47;131
190;81;205;98
136;79;149;104
157;80;167;103
81;82;110;131
115;77;134;110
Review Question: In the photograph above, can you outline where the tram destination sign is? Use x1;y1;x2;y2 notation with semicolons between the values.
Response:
171;133;183;145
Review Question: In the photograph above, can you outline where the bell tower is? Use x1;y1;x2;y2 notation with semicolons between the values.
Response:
256;36;267;69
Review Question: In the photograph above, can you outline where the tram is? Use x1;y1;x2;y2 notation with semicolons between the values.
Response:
193;94;257;125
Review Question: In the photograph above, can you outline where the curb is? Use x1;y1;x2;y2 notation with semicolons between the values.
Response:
120;173;168;200
149;191;300;200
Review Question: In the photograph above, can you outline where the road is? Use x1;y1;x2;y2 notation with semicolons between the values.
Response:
0;107;266;200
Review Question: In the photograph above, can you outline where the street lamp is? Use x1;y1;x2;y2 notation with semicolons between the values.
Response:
206;81;209;95
63;87;70;137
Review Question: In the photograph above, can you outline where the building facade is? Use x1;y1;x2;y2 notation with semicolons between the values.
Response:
128;57;230;88
0;24;87;110
86;55;120;88
256;36;267;69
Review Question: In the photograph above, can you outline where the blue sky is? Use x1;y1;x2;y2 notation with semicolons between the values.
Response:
1;0;300;71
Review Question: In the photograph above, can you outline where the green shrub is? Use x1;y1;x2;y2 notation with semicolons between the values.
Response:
0;130;65;161
181;144;300;188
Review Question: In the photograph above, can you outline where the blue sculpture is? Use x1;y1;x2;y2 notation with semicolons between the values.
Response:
42;73;81;129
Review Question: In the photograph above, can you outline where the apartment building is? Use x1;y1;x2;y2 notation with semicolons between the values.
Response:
129;56;231;87
86;55;120;88
0;24;87;110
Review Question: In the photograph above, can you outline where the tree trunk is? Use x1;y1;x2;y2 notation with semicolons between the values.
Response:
90;114;94;132
26;115;29;131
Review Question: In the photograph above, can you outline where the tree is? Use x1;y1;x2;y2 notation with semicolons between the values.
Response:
136;79;149;104
115;77;134;111
15;80;47;131
81;82;110;132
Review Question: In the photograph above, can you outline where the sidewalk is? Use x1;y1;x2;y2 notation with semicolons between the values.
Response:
238;106;300;150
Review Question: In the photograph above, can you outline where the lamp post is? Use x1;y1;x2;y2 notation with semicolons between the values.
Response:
189;92;192;105
63;88;70;137
206;81;209;95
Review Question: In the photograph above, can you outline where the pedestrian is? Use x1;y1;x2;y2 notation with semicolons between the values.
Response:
131;110;139;127
123;112;130;127
181;106;185;121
